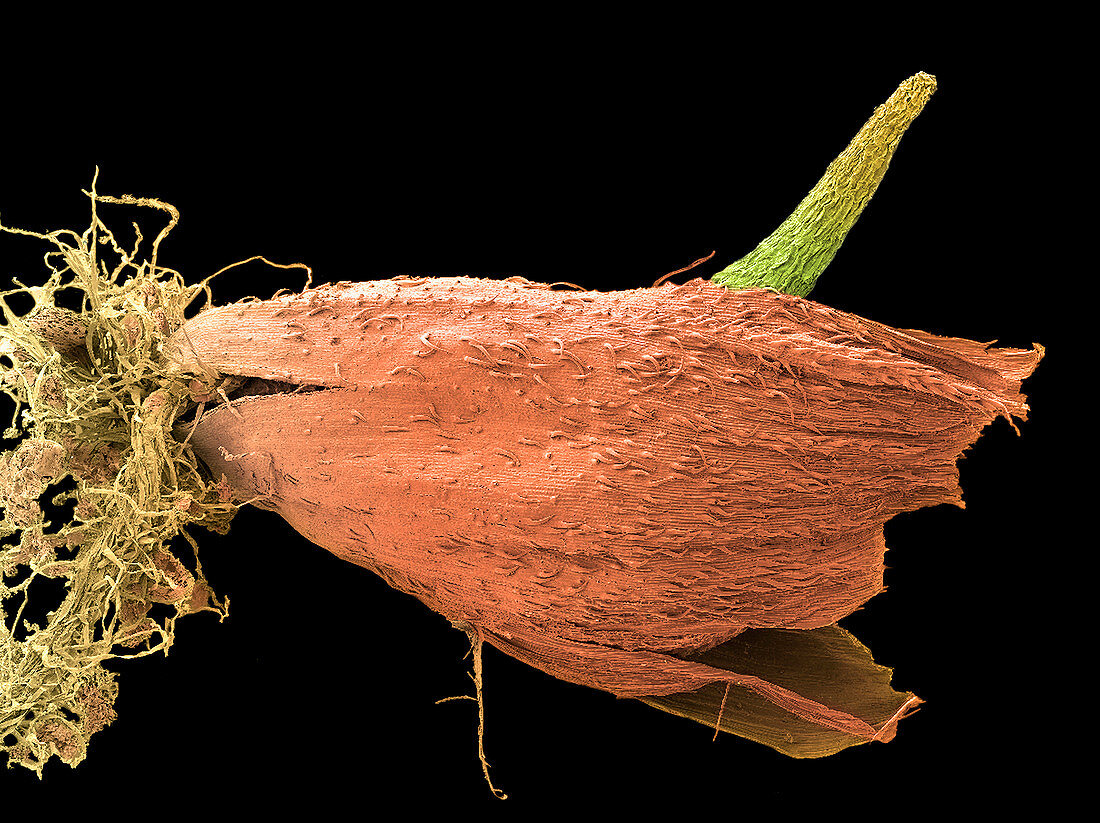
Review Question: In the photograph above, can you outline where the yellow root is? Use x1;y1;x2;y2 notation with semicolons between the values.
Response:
436;620;507;800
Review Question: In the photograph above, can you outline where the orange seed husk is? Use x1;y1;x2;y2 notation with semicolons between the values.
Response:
169;274;1041;755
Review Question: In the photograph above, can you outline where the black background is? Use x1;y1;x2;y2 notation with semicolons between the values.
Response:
1;26;1068;813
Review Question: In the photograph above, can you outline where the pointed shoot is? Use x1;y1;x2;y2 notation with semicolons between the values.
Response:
712;71;937;297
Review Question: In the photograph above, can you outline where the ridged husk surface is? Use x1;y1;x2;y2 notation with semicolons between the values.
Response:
170;275;1041;755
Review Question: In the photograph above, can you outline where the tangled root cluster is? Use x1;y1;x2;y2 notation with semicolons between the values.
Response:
0;177;243;775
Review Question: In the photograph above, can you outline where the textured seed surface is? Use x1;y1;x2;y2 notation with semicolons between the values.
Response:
170;275;1040;747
